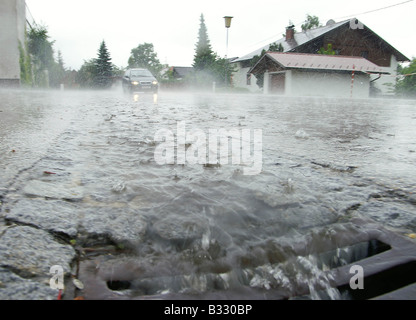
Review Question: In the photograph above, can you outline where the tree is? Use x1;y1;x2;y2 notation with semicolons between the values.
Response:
128;43;163;78
396;58;416;97
76;59;97;88
27;25;54;69
191;13;236;88
26;25;69;88
94;41;113;88
211;55;237;87
318;43;336;55
27;25;55;87
193;14;216;72
112;64;125;78
301;14;322;31
76;41;115;89
57;51;65;70
19;39;32;86
49;50;66;88
269;43;284;52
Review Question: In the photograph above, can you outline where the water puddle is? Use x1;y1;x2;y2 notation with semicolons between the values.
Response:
1;91;416;300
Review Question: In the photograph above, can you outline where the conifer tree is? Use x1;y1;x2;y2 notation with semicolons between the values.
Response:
190;14;236;88
94;41;113;88
193;14;216;71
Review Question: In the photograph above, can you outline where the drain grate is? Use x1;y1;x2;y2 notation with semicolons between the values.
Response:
76;218;416;300
338;261;416;300
317;239;392;270
107;280;131;291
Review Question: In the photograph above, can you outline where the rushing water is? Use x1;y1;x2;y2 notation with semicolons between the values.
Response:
0;89;415;299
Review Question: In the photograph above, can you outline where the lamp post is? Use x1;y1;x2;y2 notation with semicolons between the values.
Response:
223;16;233;59
223;16;233;88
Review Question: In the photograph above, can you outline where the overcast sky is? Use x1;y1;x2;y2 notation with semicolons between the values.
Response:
25;0;416;70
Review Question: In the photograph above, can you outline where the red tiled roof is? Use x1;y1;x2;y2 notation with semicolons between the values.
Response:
261;52;389;74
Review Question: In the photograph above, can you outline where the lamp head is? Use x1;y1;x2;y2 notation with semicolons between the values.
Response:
224;16;233;28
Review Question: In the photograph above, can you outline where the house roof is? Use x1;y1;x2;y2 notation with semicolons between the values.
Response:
249;52;390;75
234;19;409;63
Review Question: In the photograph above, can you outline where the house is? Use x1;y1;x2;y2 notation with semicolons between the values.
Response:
232;18;409;96
160;66;194;90
0;0;26;87
170;66;194;80
249;52;389;98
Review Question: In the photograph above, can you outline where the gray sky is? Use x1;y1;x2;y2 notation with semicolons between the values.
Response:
25;0;416;70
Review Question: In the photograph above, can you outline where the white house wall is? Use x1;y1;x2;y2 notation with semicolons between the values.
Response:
232;54;399;97
0;0;26;85
370;55;398;96
284;70;370;98
232;63;262;93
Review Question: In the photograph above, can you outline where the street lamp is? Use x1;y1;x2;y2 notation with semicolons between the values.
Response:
223;16;233;88
223;16;233;59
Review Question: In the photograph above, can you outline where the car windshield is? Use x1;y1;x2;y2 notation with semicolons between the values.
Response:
130;70;153;78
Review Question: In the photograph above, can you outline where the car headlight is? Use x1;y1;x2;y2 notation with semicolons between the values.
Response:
131;81;139;85
152;81;158;85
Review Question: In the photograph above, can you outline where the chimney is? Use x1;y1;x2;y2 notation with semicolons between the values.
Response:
286;25;295;41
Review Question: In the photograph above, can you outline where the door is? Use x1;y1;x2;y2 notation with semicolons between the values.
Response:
270;73;286;94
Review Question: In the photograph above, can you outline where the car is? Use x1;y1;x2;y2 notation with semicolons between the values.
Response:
122;68;159;93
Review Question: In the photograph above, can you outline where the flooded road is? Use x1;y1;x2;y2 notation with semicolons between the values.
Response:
0;89;416;300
